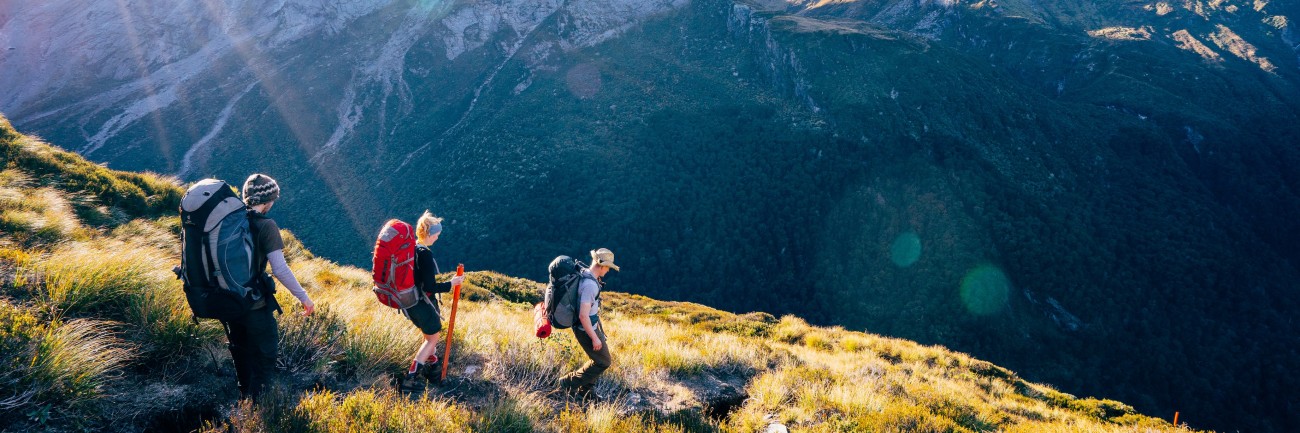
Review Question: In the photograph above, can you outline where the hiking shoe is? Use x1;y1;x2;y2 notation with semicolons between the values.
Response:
574;385;596;402
419;361;442;384
547;379;577;399
398;372;425;393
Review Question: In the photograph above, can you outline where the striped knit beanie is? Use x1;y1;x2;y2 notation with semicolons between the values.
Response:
242;174;281;206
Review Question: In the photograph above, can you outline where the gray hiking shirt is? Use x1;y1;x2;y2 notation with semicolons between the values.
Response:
578;269;601;319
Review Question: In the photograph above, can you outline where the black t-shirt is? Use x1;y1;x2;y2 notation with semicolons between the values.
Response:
247;210;283;276
414;246;452;296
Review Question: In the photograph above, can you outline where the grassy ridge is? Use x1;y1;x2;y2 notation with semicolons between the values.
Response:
0;118;1204;431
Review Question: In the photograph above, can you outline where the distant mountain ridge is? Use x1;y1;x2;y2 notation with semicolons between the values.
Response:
3;1;1300;431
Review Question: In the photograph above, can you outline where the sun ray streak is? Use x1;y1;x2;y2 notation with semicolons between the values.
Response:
193;0;376;242
105;0;176;162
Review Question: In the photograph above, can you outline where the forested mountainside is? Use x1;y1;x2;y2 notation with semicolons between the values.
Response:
0;115;1204;432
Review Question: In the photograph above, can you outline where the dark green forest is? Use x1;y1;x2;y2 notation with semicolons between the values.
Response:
353;6;1300;431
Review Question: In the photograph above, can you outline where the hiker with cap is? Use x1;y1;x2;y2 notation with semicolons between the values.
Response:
398;210;465;392
557;248;619;397
224;173;315;400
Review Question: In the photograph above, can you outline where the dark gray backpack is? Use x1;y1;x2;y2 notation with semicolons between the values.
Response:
177;179;261;321
544;256;593;329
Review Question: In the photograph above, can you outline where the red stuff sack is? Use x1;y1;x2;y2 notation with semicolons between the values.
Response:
371;219;419;309
533;303;552;338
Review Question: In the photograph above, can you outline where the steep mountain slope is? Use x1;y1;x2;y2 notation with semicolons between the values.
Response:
3;1;1300;431
0;116;1199;432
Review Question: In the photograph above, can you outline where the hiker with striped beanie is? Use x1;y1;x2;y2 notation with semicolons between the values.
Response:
221;173;315;400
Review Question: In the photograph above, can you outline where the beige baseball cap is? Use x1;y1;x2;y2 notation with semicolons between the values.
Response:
590;248;620;271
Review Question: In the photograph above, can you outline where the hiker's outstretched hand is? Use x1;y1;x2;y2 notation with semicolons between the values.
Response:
451;275;465;287
301;299;315;316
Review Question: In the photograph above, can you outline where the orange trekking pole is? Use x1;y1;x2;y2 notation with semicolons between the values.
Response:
440;264;464;382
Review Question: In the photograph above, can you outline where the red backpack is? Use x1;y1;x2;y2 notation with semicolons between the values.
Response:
372;219;419;309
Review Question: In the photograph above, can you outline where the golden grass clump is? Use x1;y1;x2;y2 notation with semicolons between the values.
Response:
28;319;136;406
39;242;161;315
293;388;474;432
0;172;88;246
551;402;689;433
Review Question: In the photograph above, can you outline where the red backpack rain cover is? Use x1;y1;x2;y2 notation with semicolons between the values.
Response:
371;219;419;309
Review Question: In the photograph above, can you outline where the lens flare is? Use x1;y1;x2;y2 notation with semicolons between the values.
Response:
565;63;602;99
960;265;1010;316
890;231;922;267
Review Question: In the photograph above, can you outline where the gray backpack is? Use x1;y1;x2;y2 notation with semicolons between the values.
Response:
544;256;594;329
177;179;261;321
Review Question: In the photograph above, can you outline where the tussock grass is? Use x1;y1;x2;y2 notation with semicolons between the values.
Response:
28;319;135;407
0;299;43;410
38;242;160;316
472;395;545;432
277;304;346;376
0;132;180;221
551;402;691;433
618;315;766;377
293;388;474;432
125;273;223;367
0;175;87;247
459;302;579;391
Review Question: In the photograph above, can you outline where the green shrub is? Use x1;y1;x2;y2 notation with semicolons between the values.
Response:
466;272;542;305
277;304;347;376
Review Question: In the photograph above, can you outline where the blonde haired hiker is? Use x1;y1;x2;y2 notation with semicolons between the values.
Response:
398;210;464;392
556;248;619;398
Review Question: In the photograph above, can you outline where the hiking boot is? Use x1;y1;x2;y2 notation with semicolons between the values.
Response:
398;371;425;393
574;384;596;402
419;360;442;384
547;378;576;399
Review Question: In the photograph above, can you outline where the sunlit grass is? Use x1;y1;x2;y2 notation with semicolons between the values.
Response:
38;243;156;316
27;319;136;407
294;388;474;432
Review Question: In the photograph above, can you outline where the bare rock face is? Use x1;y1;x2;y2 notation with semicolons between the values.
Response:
0;0;689;165
0;0;395;116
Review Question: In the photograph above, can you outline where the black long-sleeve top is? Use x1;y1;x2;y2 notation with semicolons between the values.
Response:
413;245;453;297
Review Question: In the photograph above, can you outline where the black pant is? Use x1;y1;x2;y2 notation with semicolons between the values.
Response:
222;306;278;399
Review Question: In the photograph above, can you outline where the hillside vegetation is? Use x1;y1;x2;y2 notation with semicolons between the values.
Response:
0;117;1211;432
